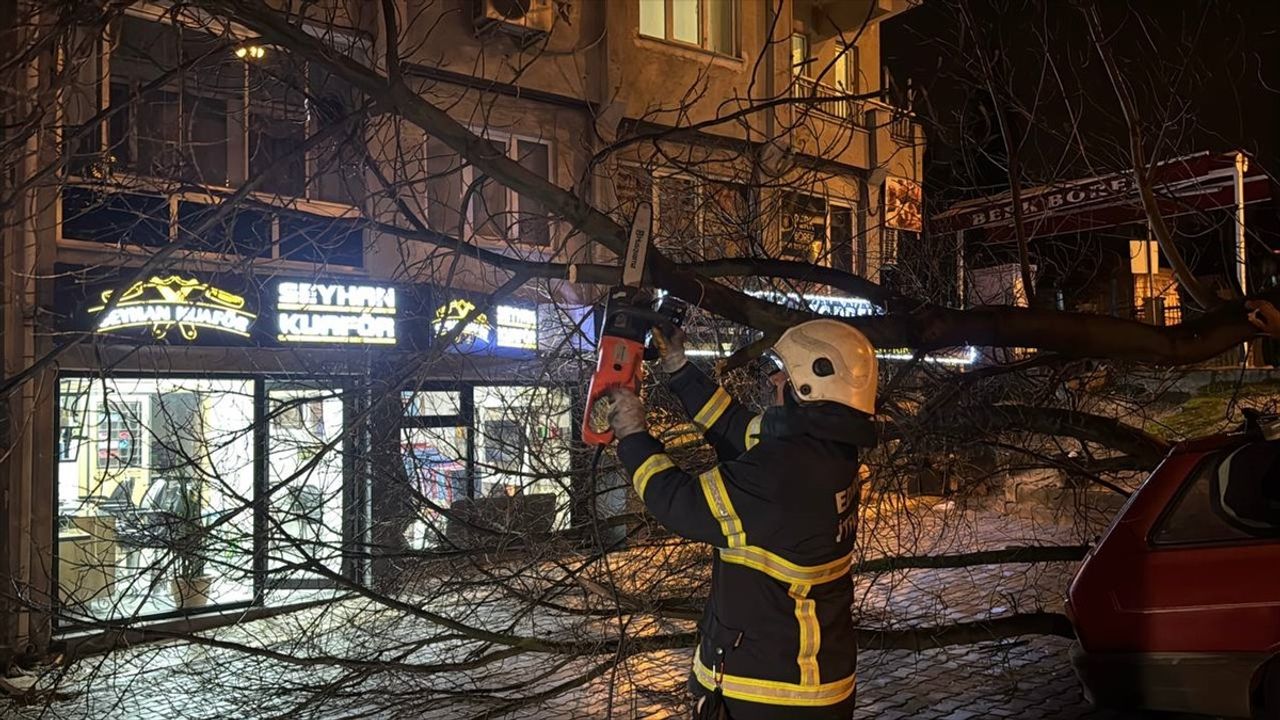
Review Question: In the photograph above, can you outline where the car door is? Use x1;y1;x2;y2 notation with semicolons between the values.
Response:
1137;440;1280;654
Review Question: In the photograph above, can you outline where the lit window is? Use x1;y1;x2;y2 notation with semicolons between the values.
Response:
638;0;736;55
101;15;363;205
833;44;859;92
790;33;810;76
639;0;665;37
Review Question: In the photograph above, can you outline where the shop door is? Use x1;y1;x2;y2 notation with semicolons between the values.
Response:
266;382;349;589
473;386;573;533
401;390;471;550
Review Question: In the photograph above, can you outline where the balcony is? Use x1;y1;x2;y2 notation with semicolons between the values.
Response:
791;76;867;128
889;109;915;143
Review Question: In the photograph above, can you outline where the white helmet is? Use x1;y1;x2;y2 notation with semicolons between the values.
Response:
772;319;877;414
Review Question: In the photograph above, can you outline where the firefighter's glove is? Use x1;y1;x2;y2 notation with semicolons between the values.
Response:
606;388;647;441
1247;300;1280;339
651;326;688;374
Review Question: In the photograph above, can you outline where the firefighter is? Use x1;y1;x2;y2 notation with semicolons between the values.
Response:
607;319;878;720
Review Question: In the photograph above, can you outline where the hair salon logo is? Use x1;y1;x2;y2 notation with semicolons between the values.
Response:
89;276;256;340
433;299;490;343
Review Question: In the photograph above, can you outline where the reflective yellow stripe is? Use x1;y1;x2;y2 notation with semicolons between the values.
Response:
699;467;746;547
744;413;762;449
789;583;820;684
692;646;855;707
631;453;675;499
718;546;851;586
693;387;732;431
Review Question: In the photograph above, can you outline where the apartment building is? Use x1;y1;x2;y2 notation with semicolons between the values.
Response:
0;0;921;658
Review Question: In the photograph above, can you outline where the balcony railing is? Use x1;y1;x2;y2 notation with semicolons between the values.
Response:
890;112;915;143
792;76;865;127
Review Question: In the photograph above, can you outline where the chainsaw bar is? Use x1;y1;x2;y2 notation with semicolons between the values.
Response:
622;201;652;288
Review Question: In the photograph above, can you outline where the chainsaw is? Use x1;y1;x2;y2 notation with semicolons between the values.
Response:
581;202;688;446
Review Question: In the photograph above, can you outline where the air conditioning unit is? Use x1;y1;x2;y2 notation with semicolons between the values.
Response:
474;0;555;46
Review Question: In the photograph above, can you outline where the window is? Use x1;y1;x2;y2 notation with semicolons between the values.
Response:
57;377;257;619
791;33;810;77
267;383;347;587
1153;443;1280;545
614;164;655;223
62;186;366;268
398;385;572;550
832;44;860;92
107;16;237;186
464;136;553;246
624;168;748;260
639;0;736;55
657;175;700;259
104;14;363;205
703;183;751;258
426;136;465;235
781;193;825;264
831;206;854;273
882;228;908;268
778;193;864;273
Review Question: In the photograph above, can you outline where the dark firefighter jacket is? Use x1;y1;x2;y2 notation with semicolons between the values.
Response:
616;364;876;720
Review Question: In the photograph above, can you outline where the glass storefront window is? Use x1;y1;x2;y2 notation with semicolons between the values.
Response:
54;376;578;620
473;386;572;531
402;390;461;417
267;384;347;585
401;426;469;550
56;377;255;620
398;385;573;550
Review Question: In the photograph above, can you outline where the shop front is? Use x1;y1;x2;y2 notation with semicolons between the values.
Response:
50;269;580;627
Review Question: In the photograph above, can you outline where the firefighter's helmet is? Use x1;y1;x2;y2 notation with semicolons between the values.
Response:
771;319;877;415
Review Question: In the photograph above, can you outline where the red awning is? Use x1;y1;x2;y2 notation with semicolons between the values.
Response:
930;151;1272;241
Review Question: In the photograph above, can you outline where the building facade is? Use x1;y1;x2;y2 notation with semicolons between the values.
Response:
0;0;921;660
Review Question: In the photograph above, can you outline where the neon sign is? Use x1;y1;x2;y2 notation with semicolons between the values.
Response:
434;299;538;351
89;276;256;341
495;305;537;350
433;299;491;344
276;281;397;344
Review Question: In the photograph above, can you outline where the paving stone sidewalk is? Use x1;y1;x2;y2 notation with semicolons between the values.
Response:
2;505;1211;719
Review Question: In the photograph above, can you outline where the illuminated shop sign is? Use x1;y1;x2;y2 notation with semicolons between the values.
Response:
747;290;878;318
434;299;491;344
495;305;537;350
434;298;538;351
276;281;397;344
89;276;256;341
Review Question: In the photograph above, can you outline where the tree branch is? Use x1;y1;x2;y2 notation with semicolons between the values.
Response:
1083;2;1216;309
856;612;1076;651
852;545;1090;574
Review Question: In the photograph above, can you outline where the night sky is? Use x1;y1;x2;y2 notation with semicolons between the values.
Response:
883;1;1280;301
884;0;1280;204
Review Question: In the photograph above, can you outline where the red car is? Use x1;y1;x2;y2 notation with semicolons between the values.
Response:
1067;429;1280;718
